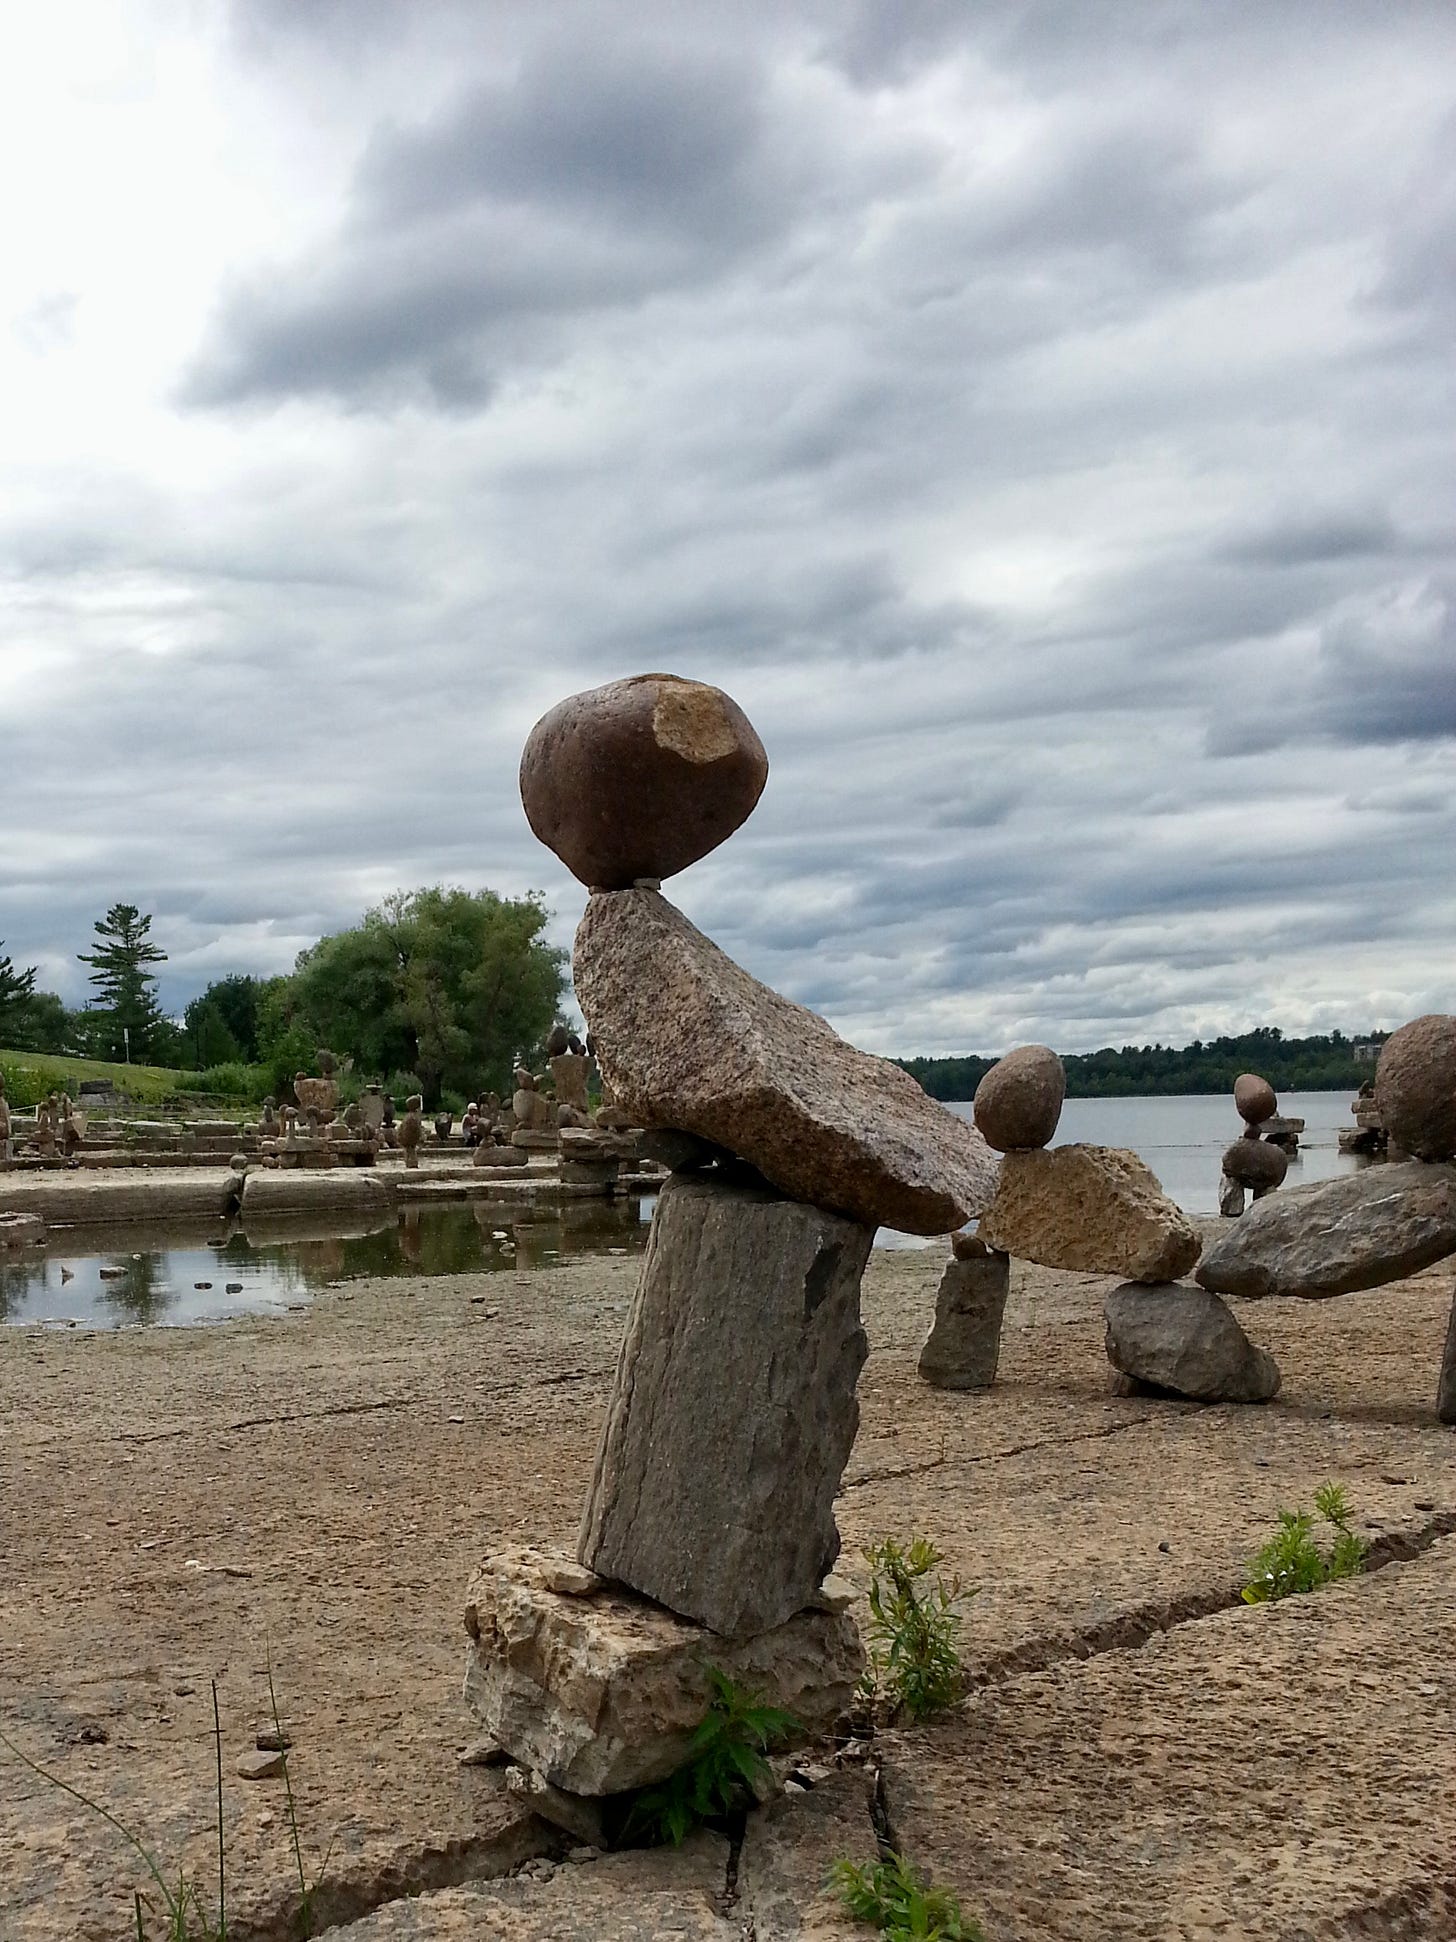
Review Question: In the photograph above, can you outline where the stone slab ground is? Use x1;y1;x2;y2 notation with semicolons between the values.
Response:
1;1232;1453;1937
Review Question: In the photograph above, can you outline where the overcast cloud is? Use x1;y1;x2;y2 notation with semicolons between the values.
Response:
2;0;1453;1055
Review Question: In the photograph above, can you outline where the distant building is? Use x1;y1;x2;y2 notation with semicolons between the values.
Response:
1352;1040;1382;1065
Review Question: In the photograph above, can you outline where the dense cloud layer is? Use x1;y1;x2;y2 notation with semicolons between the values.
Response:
2;0;1453;1052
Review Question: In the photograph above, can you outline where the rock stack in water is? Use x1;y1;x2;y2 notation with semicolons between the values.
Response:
462;674;999;1835
1198;1015;1456;1421
1217;1072;1289;1217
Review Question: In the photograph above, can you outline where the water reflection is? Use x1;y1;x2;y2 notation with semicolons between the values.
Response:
1;1198;651;1330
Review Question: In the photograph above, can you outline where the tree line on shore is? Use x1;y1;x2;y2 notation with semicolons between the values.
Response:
898;1025;1384;1101
0;887;567;1109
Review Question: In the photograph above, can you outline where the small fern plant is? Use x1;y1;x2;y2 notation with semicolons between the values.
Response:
1241;1483;1368;1604
863;1538;970;1721
625;1666;800;1846
832;1850;983;1940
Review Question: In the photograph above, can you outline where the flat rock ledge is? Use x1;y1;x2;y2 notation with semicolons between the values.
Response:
1104;1282;1281;1403
462;1545;864;1798
979;1144;1201;1283
1196;1161;1456;1299
573;887;998;1234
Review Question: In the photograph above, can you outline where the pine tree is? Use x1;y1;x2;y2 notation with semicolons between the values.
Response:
78;904;168;1062
0;943;38;1043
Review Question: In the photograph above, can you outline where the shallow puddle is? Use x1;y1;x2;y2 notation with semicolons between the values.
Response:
0;1198;654;1329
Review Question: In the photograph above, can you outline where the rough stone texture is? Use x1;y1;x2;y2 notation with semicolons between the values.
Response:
239;1170;391;1217
0;1172;239;1226
1234;1072;1277;1125
917;1246;1009;1389
336;1836;739;1940
1196;1161;1456;1299
0;1211;45;1248
878;1540;1456;1942
1220;1136;1288;1193
979;1145;1201;1283
1375;1013;1456;1162
1438;1287;1456;1425
578;1175;873;1635
1218;1173;1246;1218
972;1044;1066;1152
462;1545;864;1795
575;888;998;1234
1103;1282;1281;1403
520;673;769;890
472;1141;528;1168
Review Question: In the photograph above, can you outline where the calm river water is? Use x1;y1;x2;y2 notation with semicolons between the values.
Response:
2;1092;1361;1327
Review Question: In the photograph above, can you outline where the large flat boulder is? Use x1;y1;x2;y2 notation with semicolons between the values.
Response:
463;1545;863;1796
978;1144;1200;1283
1104;1282;1280;1403
239;1170;392;1217
574;888;997;1234
578;1175;872;1636
1196;1161;1456;1299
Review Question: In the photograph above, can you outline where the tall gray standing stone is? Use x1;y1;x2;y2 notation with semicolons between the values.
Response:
917;1244;1009;1389
578;1174;872;1638
1439;1289;1456;1426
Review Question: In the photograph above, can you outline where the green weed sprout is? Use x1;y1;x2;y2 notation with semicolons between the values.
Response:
625;1666;800;1846
832;1850;982;1939
863;1538;970;1721
1241;1482;1368;1604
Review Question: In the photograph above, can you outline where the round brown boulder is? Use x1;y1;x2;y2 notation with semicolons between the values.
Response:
973;1045;1066;1152
1234;1072;1277;1126
1374;1014;1456;1162
519;674;769;889
1221;1137;1287;1192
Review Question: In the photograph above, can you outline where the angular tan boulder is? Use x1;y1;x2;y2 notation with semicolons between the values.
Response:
979;1144;1201;1283
463;1545;863;1796
574;888;998;1234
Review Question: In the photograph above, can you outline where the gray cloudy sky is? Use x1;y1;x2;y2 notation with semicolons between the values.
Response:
3;0;1454;1056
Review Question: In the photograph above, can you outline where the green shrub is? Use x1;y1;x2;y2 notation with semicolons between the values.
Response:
625;1667;799;1846
863;1538;969;1721
178;1063;270;1104
832;1850;982;1939
1241;1483;1367;1604
384;1071;424;1106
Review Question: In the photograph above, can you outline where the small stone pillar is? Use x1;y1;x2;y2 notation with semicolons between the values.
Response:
917;1237;1009;1389
577;1173;872;1638
1438;1286;1456;1426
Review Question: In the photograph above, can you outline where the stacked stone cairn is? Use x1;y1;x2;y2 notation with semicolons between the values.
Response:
1217;1072;1290;1217
1198;1014;1456;1423
460;673;999;1841
944;1044;1280;1403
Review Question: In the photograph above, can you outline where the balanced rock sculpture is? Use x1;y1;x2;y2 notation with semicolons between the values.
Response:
464;672;991;1831
972;1044;1065;1152
917;1232;1010;1390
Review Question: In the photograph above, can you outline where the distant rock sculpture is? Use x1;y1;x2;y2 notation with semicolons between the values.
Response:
1221;1134;1288;1196
359;1084;386;1136
260;1096;280;1138
972;1046;1065;1152
33;1095;58;1157
1234;1073;1278;1127
398;1096;423;1169
980;1144;1200;1283
1104;1283;1281;1403
545;1024;572;1058
1197;1162;1456;1299
917;1237;1009;1390
294;1070;340;1134
0;1075;10;1166
550;1048;592;1115
520;673;770;890
1374;1015;1456;1162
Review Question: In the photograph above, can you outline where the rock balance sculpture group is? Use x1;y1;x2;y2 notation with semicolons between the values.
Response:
461;671;1456;1841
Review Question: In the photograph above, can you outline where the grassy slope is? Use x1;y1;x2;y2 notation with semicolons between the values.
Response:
0;1048;209;1107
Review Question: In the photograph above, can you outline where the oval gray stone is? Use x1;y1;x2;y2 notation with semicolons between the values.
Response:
1104;1282;1281;1402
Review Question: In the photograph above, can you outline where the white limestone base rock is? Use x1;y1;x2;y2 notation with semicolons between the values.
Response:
462;1545;864;1797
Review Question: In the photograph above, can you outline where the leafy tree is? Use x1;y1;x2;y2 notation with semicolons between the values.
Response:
77;904;169;1062
197;974;264;1061
289;886;566;1107
182;997;244;1070
0;947;72;1053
